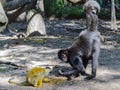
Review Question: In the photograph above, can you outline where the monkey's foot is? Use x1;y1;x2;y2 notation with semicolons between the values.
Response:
81;72;90;76
84;75;96;80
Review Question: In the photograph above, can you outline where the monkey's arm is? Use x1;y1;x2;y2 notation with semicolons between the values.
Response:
59;56;89;80
70;56;85;72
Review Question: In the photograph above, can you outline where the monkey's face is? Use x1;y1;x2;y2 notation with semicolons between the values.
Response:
58;49;68;62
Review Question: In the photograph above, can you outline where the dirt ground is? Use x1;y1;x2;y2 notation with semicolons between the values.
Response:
0;20;120;90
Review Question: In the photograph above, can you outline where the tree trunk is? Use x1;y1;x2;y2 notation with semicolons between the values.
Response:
7;0;37;24
35;0;45;17
1;0;7;8
0;1;8;32
111;0;118;30
38;0;44;12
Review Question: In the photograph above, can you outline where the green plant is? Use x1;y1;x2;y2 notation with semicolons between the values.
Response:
62;6;84;19
44;0;120;19
56;0;67;7
44;0;84;19
99;9;111;20
44;0;58;17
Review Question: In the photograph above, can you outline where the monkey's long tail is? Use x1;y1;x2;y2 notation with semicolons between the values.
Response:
8;77;29;86
89;11;98;31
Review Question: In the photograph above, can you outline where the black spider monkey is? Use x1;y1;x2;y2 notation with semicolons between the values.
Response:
58;0;101;80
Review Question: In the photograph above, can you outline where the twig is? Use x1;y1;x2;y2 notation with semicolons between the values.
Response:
0;61;26;67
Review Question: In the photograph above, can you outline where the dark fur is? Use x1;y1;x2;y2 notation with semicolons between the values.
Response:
58;29;101;80
58;1;101;80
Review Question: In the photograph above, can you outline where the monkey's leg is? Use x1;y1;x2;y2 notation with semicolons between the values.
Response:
83;59;89;69
82;59;90;76
85;41;100;80
70;56;89;76
58;56;83;80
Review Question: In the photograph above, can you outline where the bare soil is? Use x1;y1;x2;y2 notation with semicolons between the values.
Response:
0;19;120;90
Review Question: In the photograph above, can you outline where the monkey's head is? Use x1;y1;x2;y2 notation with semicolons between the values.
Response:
58;49;68;62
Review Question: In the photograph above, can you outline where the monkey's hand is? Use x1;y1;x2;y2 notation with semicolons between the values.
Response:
59;70;75;80
59;70;80;80
81;72;90;76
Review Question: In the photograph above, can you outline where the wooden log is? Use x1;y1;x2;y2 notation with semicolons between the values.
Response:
8;0;37;23
8;6;27;24
8;10;46;37
6;0;31;11
5;0;46;37
26;9;46;36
